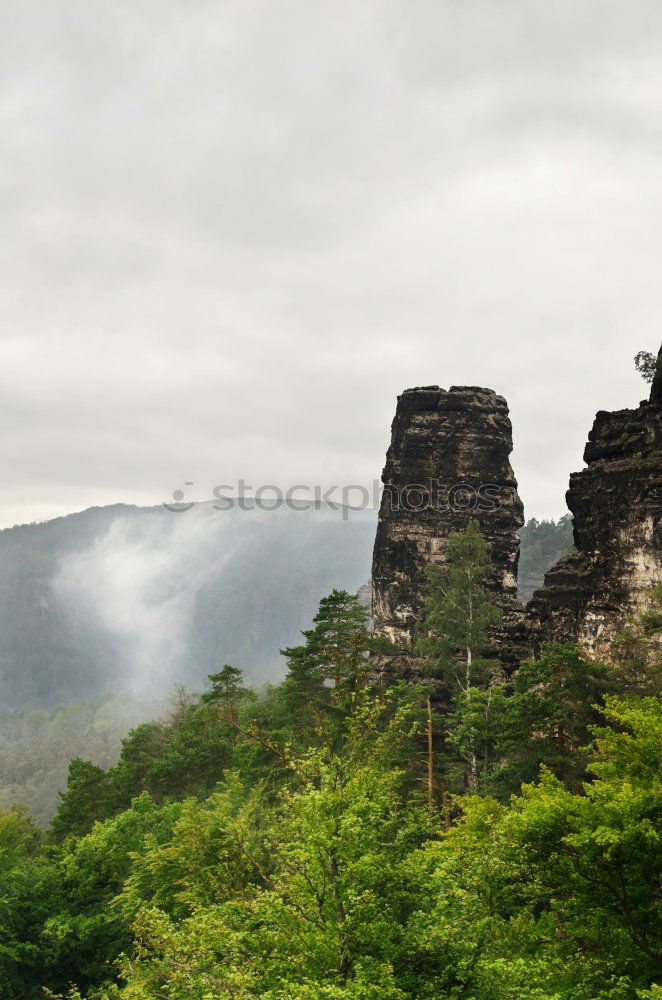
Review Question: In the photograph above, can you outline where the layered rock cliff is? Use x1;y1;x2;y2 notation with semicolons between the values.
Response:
371;385;525;667
527;347;662;655
372;349;662;673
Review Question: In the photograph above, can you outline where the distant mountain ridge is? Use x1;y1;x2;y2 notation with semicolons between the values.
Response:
0;501;568;712
0;502;378;710
517;515;574;605
0;502;569;822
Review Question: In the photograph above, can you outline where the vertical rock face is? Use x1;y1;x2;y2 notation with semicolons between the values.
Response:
371;351;662;673
371;386;525;660
528;347;662;654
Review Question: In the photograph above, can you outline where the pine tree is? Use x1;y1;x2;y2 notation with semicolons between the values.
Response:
280;589;370;743
491;642;610;796
201;664;252;724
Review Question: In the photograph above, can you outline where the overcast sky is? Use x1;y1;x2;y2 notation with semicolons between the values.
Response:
1;0;660;528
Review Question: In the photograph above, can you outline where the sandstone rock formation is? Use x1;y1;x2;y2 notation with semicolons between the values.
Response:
371;385;525;666
527;346;662;655
371;350;662;676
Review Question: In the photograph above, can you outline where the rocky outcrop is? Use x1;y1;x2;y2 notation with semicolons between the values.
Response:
371;386;525;667
371;350;662;675
527;346;662;655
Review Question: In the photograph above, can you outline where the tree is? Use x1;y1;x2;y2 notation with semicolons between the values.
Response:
0;804;40;871
109;696;438;999
507;696;662;988
634;350;658;383
280;590;371;743
3;677;661;999
0;796;180;999
416;520;502;792
202;664;254;726
50;759;112;842
491;642;610;796
407;694;662;999
610;585;662;696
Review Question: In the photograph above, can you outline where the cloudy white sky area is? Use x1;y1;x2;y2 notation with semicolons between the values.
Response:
1;0;660;528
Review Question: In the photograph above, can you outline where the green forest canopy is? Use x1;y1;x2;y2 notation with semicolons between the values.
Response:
0;523;659;1000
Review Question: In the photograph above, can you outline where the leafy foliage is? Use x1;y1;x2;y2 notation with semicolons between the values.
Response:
610;585;662;696
280;589;371;747
490;642;611;794
0;506;562;823
0;568;660;999
635;349;659;384
415;520;503;792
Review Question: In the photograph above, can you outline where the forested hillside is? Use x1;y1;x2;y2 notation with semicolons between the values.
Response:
0;503;377;710
0;696;165;825
0;508;574;824
0;525;659;999
517;514;574;603
0;504;567;714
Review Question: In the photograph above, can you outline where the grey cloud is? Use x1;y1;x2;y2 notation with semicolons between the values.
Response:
1;0;661;526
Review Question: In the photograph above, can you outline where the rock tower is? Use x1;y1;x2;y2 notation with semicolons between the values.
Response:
527;346;662;654
371;385;525;666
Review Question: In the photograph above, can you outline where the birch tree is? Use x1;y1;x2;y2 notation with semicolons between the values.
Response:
416;520;501;792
